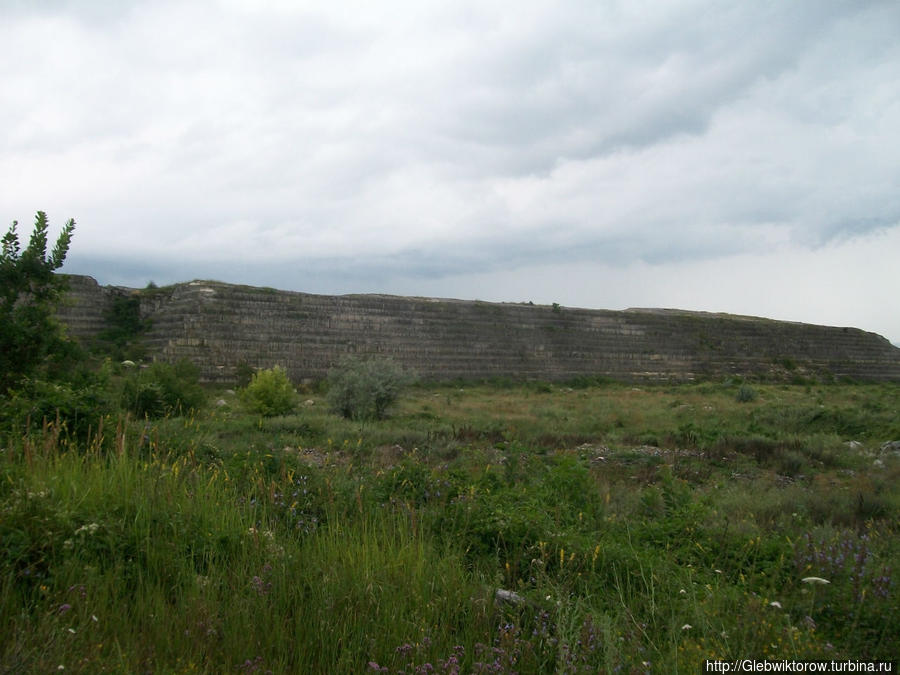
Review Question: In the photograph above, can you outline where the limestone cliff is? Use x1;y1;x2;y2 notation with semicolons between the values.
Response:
56;275;900;383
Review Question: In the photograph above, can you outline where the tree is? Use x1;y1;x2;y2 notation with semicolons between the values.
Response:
0;212;76;394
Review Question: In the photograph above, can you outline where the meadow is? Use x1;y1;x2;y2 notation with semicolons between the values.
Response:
2;378;898;673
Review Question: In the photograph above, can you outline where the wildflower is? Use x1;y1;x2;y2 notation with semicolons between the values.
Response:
682;624;692;630
769;601;782;609
679;589;686;594
58;604;72;615
801;576;830;585
250;575;271;595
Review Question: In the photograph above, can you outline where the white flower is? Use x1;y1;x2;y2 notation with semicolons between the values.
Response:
682;624;692;630
679;589;686;594
801;577;830;585
769;601;782;609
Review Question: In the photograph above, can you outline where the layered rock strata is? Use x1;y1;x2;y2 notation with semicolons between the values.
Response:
56;275;900;383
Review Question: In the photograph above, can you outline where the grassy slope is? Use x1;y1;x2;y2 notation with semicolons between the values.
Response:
2;381;898;673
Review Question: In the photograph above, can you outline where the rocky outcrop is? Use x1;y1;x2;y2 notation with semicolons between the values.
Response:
56;275;900;383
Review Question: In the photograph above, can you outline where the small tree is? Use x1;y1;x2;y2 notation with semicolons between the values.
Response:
0;212;76;394
240;366;298;417
326;356;411;421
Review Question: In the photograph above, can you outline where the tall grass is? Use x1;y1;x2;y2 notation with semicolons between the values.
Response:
2;381;898;672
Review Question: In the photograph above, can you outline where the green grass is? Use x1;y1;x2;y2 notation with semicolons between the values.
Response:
1;381;898;672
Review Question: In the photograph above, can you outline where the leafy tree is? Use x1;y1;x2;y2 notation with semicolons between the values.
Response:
0;212;76;394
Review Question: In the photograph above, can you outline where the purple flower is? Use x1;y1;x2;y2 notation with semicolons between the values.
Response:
58;603;72;615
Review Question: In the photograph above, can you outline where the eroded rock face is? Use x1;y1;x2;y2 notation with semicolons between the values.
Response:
56;275;900;383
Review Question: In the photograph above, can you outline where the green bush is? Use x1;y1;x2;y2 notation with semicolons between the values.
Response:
95;293;150;361
1;376;111;442
325;356;411;421
736;385;758;402
121;360;205;419
239;365;297;417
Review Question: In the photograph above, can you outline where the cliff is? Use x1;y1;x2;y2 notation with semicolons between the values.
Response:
56;275;900;383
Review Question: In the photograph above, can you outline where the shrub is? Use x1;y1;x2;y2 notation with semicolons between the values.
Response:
2;376;111;442
239;365;297;417
736;385;758;403
121;360;205;418
234;361;256;388
325;356;411;421
95;293;150;361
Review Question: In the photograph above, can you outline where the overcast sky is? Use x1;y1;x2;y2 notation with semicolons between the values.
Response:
3;1;899;345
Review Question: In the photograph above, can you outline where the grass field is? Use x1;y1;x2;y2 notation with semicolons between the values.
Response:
2;380;898;673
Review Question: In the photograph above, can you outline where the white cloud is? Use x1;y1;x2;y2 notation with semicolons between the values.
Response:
2;0;899;344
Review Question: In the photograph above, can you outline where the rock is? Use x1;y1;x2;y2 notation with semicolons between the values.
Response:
303;399;315;407
844;441;864;451
215;399;228;407
495;589;527;607
880;441;900;454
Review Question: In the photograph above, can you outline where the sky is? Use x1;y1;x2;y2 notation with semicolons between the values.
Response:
3;0;899;345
